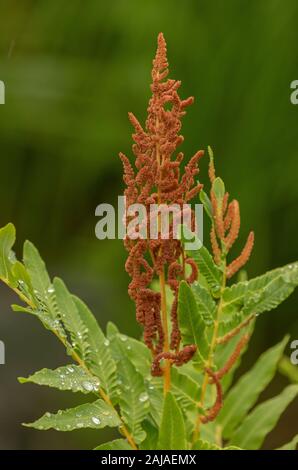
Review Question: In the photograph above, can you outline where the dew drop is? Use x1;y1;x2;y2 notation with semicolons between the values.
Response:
82;381;94;392
47;286;55;294
8;251;16;262
104;339;110;346
91;416;101;425
67;366;74;373
92;379;100;391
139;392;149;403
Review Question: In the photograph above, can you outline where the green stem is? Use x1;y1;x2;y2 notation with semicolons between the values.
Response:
192;262;226;443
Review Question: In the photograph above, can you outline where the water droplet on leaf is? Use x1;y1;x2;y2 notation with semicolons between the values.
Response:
139;392;149;402
82;381;94;392
91;417;101;425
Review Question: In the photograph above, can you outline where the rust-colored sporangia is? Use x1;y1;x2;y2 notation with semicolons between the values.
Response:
120;33;203;391
208;150;254;278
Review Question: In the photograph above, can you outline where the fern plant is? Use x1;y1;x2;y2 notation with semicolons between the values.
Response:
1;33;298;450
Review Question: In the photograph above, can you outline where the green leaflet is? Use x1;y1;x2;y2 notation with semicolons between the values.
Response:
188;246;222;294
107;322;200;419
12;260;35;299
23;241;53;307
200;422;217;444
117;357;148;443
222;283;246;315
199;189;213;221
178;281;209;363
109;331;149;443
171;368;201;412
0;225;32;299
72;296;118;401
146;381;163;427
24;399;120;431
140;421;159;450
180;225;221;293
107;323;163;427
222;262;298;318
242;276;295;316
157;393;187;450
219;336;289;438
0;223;16;284
191;282;217;325
192;439;241;450
19;365;101;394
212;177;225;201
107;321;152;376
22;241;65;334
192;439;221;450
54;278;90;360
94;439;132;450
229;385;298;449
218;311;245;337
277;435;298;450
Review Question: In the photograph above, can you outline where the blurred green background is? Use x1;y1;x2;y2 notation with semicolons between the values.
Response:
0;0;297;449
